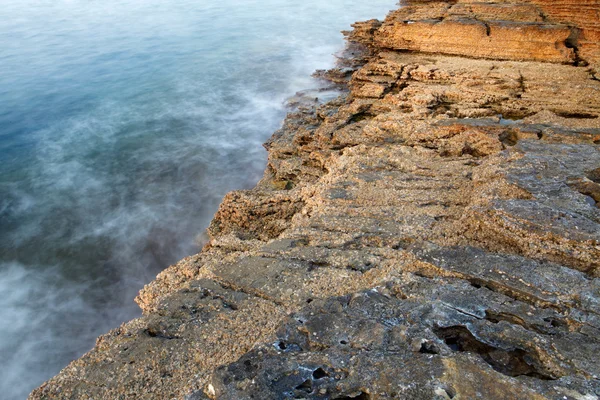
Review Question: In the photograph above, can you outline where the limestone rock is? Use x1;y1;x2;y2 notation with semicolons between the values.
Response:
377;0;600;68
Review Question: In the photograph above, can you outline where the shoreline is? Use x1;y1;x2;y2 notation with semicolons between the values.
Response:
32;1;600;399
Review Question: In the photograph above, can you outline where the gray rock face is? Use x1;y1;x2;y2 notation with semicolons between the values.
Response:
211;282;600;399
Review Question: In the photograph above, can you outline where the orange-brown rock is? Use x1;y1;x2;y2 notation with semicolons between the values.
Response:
377;0;600;67
377;17;575;63
529;0;600;67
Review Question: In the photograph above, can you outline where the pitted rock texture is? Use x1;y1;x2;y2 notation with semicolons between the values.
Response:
32;1;600;399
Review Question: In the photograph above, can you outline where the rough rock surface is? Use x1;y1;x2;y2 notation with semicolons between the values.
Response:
378;0;600;68
32;1;600;399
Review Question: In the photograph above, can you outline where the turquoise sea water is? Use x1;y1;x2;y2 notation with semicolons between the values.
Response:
0;1;396;398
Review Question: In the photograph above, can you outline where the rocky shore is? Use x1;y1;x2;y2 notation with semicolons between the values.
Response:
31;1;600;399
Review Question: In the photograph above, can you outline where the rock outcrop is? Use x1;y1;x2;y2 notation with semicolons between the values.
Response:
31;1;600;399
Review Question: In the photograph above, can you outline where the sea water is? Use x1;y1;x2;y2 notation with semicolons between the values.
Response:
0;1;396;398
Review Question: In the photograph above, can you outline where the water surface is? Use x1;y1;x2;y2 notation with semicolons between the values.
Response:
0;1;396;398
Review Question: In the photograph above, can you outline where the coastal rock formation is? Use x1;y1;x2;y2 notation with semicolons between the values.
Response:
378;0;600;67
32;1;600;399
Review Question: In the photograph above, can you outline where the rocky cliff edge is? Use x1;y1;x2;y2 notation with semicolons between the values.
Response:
31;1;600;399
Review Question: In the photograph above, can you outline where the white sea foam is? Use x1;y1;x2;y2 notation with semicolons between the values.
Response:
0;262;129;400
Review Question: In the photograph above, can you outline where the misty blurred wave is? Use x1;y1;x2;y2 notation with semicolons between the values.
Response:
0;0;396;398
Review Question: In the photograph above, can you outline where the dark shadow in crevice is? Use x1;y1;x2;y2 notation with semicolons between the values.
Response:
433;325;558;380
333;391;371;400
554;111;598;119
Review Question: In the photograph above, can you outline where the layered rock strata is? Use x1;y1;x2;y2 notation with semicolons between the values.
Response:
32;1;600;399
377;0;600;67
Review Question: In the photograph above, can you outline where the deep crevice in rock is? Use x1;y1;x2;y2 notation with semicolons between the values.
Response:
419;341;440;354
333;391;371;400
565;27;588;66
312;367;329;379
433;326;557;380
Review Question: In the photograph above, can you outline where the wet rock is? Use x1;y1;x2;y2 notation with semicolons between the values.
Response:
210;289;600;399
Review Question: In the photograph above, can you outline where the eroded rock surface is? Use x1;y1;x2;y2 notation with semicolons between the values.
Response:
31;1;600;399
